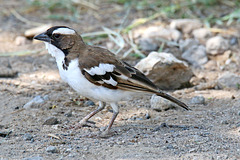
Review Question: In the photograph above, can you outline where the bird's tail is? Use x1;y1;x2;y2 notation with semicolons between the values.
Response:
156;91;190;110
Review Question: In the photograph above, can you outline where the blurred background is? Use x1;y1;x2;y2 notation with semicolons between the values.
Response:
0;0;240;159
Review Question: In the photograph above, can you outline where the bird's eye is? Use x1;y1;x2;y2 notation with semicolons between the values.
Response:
53;34;60;39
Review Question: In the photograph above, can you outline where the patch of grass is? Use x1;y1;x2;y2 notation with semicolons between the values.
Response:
110;0;240;27
26;0;80;21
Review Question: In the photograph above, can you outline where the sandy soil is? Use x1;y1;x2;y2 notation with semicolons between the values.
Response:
0;1;240;160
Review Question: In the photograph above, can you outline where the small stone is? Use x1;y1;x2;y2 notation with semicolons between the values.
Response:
181;45;208;66
166;144;174;149
229;37;238;45
150;94;177;111
170;19;202;34
23;133;33;141
238;111;240;116
190;96;205;104
43;117;59;125
221;120;229;125
46;146;58;153
0;131;12;137
135;26;182;41
217;72;240;90
64;110;72;117
189;148;197;153
84;100;95;106
15;36;28;46
206;36;229;55
179;39;199;52
139;38;158;51
192;28;212;40
23;95;49;109
145;113;151;119
22;156;44;160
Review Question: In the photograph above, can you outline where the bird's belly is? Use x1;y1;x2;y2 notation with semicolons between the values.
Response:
58;59;134;102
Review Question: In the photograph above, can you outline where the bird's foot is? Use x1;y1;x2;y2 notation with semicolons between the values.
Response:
98;130;115;138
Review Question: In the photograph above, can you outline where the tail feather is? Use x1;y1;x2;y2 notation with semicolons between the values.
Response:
156;91;190;110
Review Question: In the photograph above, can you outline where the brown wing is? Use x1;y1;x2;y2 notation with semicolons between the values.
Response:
78;46;159;93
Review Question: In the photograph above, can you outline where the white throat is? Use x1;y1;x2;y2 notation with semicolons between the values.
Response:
44;42;65;61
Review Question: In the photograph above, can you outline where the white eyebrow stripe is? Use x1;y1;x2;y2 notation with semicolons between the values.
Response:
103;77;118;86
84;63;115;76
53;28;75;35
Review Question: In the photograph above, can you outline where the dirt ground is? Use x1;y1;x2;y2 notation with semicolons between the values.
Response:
0;1;240;160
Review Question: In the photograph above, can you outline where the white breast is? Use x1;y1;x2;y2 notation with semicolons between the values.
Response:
45;43;134;102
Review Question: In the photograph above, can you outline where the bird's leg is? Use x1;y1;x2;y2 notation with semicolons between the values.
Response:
105;111;119;132
78;101;105;128
100;103;119;136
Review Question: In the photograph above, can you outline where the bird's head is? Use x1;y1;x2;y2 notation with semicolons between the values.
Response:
34;26;84;57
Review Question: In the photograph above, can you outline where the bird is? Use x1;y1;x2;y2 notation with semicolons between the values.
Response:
34;26;190;136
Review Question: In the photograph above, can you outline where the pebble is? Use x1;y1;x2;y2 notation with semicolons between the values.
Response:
22;157;44;160
23;95;49;109
0;131;12;137
14;36;28;46
84;100;95;106
170;19;202;34
217;72;240;90
138;38;158;51
23;133;33;141
43;117;59;125
181;45;208;66
150;94;176;111
192;28;212;40
179;39;199;52
145;113;151;119
135;26;182;41
206;36;229;55
190;96;205;104
46;146;58;153
229;37;238;45
166;144;174;149
64;110;72;117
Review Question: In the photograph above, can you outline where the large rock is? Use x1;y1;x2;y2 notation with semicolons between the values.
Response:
217;72;240;90
170;19;202;34
135;52;194;90
206;36;229;55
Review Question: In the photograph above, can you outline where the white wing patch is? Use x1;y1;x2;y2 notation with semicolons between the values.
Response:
103;77;118;86
53;28;75;35
85;63;115;76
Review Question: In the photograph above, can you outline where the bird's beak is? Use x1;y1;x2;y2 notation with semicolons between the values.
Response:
33;32;50;42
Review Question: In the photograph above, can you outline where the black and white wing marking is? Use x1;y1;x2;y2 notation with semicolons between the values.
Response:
81;61;159;93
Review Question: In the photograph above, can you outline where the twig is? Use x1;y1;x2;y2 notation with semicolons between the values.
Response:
209;28;237;35
48;134;61;140
9;8;44;26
